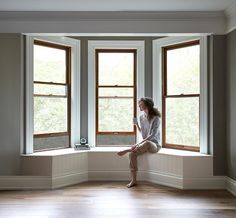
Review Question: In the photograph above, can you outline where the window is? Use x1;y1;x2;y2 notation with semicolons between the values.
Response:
33;40;71;151
96;49;137;138
162;40;200;151
88;40;145;147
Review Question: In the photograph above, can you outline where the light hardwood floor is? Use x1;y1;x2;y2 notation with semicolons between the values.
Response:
0;181;236;218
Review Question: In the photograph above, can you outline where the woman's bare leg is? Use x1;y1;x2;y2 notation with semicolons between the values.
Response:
119;141;160;188
117;148;132;156
117;145;137;156
127;170;137;188
126;151;138;188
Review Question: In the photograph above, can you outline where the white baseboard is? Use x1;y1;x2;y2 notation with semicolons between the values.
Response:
87;170;234;193
88;170;133;181
183;176;226;190
88;170;183;189
226;177;236;196
1;173;233;193
0;172;88;190
0;176;51;190
147;171;183;189
52;172;88;189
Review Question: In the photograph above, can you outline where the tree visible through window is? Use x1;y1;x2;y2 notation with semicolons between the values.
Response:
162;40;200;151
96;49;137;134
33;40;71;149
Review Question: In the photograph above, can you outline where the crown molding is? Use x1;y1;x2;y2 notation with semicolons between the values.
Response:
0;11;226;34
225;1;236;33
0;11;225;21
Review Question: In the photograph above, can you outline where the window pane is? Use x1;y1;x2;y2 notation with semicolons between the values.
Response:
34;97;67;134
34;84;66;96
98;52;134;86
34;136;69;151
166;97;199;147
99;88;133;97
167;44;200;95
98;98;134;132
34;44;66;83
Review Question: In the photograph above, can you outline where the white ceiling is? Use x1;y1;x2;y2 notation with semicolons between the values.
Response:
0;0;235;12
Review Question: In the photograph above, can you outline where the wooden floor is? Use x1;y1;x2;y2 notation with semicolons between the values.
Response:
0;181;236;218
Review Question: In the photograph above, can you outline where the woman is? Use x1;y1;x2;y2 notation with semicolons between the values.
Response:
117;97;161;188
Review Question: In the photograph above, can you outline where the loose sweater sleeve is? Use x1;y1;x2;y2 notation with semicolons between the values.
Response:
149;116;160;138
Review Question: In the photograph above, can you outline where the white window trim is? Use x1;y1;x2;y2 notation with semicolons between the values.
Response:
25;36;81;154
152;36;208;154
88;40;145;147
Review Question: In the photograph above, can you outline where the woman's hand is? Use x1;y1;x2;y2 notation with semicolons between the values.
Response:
135;123;141;133
131;144;139;152
131;144;137;151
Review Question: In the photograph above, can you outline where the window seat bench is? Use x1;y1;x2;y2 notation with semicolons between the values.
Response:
15;147;224;190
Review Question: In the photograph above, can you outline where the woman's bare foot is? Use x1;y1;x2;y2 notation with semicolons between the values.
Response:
117;149;130;156
126;180;137;188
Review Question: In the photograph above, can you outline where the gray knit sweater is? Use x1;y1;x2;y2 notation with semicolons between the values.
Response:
139;114;161;146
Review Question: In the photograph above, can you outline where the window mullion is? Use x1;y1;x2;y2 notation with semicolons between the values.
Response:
98;85;134;88
165;94;200;98
34;81;67;86
34;94;67;98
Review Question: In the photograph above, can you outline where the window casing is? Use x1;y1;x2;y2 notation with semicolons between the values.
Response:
162;40;200;152
33;40;71;151
95;49;137;135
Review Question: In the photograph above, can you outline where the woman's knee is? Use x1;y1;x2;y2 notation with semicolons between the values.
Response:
146;141;159;153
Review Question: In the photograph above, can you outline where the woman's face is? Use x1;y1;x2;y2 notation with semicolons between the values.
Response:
138;100;147;112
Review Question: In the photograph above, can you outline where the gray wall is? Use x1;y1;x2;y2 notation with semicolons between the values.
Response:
209;35;227;175
0;34;231;178
0;35;157;175
0;34;22;175
226;30;236;180
72;36;159;139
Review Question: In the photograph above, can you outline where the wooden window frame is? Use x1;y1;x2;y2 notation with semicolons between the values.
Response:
162;40;200;152
95;49;137;135
33;40;71;143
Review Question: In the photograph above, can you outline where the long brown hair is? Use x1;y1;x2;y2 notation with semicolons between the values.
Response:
139;97;161;121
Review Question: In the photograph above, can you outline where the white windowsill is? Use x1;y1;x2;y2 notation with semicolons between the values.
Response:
21;148;89;156
21;147;211;157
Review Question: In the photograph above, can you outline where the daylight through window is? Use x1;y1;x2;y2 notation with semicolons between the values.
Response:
33;40;71;151
96;49;137;135
162;40;200;151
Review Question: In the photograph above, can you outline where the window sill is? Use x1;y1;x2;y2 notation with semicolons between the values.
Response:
21;148;88;156
159;148;210;156
21;146;211;157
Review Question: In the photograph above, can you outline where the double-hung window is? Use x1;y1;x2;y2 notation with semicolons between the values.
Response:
162;40;200;151
96;49;137;145
33;40;71;151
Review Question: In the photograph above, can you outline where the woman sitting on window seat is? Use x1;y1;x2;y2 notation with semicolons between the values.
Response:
117;97;161;188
